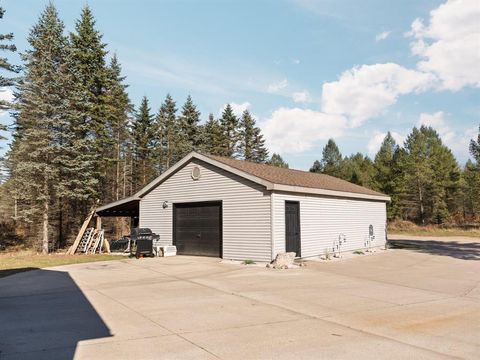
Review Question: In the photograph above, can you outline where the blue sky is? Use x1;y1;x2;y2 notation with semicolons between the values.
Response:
1;0;478;169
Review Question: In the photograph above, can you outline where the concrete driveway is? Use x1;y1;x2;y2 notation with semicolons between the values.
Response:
0;239;479;359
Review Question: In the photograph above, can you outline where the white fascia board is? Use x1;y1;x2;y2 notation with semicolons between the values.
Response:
271;184;391;202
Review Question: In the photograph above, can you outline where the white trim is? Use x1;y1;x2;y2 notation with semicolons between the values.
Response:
270;184;391;202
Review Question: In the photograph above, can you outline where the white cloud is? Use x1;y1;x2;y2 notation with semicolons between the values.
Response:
292;90;311;103
321;63;435;127
292;59;301;65
417;111;474;161
375;31;391;42
0;88;14;117
220;102;251;117
267;78;288;93
367;131;404;156
417;111;455;142
407;0;480;91
262;108;347;153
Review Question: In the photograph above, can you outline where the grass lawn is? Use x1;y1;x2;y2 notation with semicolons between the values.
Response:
0;251;124;278
389;229;480;238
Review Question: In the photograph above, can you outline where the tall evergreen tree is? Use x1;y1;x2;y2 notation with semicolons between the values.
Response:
373;132;399;219
238;110;268;163
69;5;109;197
461;160;480;219
238;110;255;161
104;55;132;201
219;104;239;157
470;125;480;165
397;126;460;224
319;139;343;177
132;97;154;188
203;113;225;156
9;3;92;252
268;153;289;168
0;5;19;111
252;126;269;163
155;94;179;170
177;95;201;157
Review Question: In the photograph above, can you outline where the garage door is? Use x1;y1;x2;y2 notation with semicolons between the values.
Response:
173;202;222;257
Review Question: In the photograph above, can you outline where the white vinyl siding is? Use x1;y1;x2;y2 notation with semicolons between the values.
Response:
139;159;272;261
273;192;387;258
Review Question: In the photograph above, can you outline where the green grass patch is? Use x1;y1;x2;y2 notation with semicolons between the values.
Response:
0;251;123;278
353;250;364;255
388;220;480;238
242;259;256;265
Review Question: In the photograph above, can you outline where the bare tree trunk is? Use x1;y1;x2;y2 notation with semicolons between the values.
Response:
115;136;120;201
42;198;49;254
418;180;425;225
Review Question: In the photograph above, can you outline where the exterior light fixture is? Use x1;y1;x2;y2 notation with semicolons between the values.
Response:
162;201;168;209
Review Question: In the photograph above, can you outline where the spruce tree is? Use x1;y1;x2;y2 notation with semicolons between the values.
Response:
132;97;154;188
10;3;88;252
319;139;343;177
238;110;255;161
203;113;225;156
373;132;400;219
268;153;289;168
104;55;132;201
69;5;109;197
238;110;268;163
155;94;179;170
470;125;480;165
252;126;269;163
178;95;201;157
462;160;480;219
220;104;239;157
0;5;19;111
310;160;321;173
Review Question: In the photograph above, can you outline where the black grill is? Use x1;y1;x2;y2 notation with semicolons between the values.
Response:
131;228;159;257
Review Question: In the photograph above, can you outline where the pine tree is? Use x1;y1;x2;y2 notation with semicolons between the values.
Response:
132;97;155;188
252;126;269;163
470;125;480;165
238;110;268;163
238;110;255;161
69;5;110;198
9;3;89;252
373;132;400;219
220;104;239;157
343;153;376;187
462;160;480;220
319;139;343;177
178;95;201;157
104;55;132;201
310;160;321;173
0;5;19;111
155;94;179;170
203;113;225;156
268;153;289;168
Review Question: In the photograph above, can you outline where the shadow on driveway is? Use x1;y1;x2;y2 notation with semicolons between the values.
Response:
0;269;111;360
387;238;480;261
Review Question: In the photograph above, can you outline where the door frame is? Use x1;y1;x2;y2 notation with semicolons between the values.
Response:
172;200;223;258
285;200;301;257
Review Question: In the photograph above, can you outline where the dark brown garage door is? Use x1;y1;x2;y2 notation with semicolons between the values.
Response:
173;202;222;257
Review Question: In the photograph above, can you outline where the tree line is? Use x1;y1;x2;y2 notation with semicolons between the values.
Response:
0;3;478;253
309;128;480;225
0;4;270;252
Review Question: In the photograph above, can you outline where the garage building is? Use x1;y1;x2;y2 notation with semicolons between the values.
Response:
96;152;390;261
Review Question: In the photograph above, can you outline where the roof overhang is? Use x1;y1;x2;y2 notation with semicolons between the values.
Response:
96;196;140;217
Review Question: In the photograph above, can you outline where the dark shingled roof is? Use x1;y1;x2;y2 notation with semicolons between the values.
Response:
204;154;386;198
